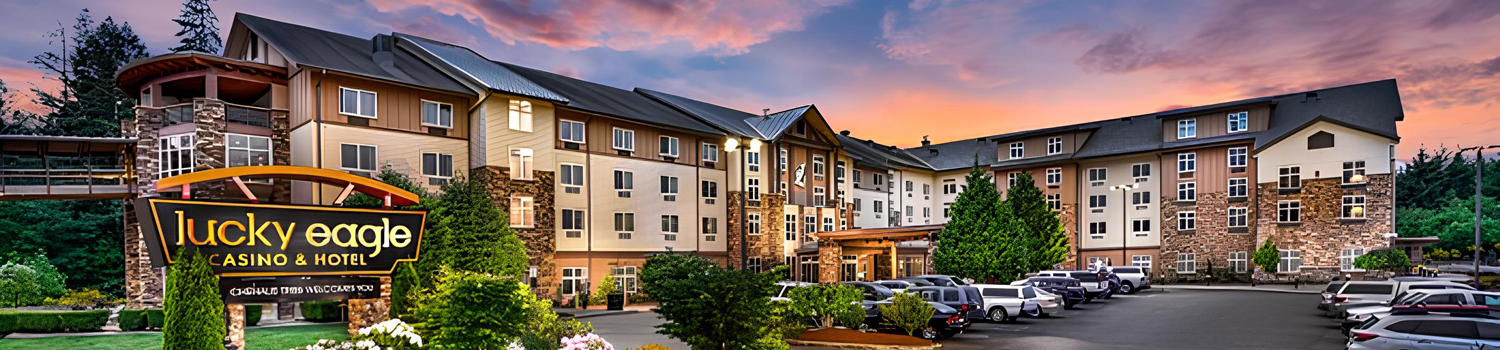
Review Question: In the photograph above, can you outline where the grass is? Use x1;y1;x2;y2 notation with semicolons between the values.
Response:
0;323;349;350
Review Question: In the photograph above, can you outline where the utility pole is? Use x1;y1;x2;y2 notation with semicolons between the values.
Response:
1463;145;1498;285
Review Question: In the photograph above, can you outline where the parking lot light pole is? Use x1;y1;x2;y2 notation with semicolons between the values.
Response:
1467;145;1500;284
1110;183;1140;267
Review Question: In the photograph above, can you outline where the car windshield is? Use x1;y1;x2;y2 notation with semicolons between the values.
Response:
1325;282;1345;293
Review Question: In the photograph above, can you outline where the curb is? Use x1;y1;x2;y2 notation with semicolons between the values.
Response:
1159;285;1320;294
786;339;940;350
569;310;645;319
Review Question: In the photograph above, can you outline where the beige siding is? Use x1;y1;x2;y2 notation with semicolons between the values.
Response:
1255;121;1396;183
481;96;557;169
1078;154;1162;250
309;123;469;203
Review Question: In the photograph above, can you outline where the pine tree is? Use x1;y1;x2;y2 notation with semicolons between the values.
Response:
1253;239;1279;274
417;172;528;285
1001;172;1069;281
170;0;222;53
29;9;148;137
933;164;1008;281
163;247;225;350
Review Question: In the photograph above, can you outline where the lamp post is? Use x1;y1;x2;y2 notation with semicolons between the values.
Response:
1110;183;1140;268
727;137;763;271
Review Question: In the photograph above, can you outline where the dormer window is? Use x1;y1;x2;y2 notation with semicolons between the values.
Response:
1010;142;1024;159
1047;137;1063;155
1227;111;1249;133
1177;119;1197;139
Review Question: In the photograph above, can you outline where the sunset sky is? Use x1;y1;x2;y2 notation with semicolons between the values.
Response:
2;0;1497;161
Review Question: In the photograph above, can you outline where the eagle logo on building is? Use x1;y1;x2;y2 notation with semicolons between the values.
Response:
794;164;806;188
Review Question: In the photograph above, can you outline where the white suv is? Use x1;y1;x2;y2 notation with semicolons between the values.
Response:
972;284;1039;322
1348;313;1500;349
1107;266;1150;294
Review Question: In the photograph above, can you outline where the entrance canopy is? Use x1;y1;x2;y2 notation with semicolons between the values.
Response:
812;225;943;283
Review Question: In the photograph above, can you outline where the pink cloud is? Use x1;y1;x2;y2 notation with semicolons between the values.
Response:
365;0;849;56
0;57;56;115
877;0;1028;87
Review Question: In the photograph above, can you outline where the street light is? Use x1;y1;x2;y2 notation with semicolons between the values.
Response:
726;137;764;271
1110;182;1141;268
1460;144;1500;283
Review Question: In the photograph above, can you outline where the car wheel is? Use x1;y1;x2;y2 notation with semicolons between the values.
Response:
1024;307;1041;318
988;307;1009;322
1120;282;1135;294
921;327;939;340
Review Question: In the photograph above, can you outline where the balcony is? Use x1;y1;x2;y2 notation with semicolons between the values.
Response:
0;136;136;200
159;100;273;129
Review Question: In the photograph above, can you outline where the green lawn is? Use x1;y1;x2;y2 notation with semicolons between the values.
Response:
0;323;349;350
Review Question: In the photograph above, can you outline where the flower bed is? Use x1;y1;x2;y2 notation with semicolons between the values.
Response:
794;328;933;348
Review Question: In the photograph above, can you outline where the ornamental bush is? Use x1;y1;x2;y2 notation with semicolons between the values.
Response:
519;295;593;350
146;308;166;329
639;253;784;350
788;284;864;329
163;247;224;350
1354;249;1413;272
355;318;425;350
53;288;110;310
0;310;109;333
118;309;147;331
390;262;420;319
589;274;618;306
765;300;808;340
246;304;263;327
879;292;934;337
301;300;345;322
412;268;532;348
1253;239;1279;274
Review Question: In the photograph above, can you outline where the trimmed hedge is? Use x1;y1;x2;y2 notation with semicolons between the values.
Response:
300;300;344;322
0;310;110;335
147;308;166;329
246;304;263;326
0;312;15;338
118;309;147;331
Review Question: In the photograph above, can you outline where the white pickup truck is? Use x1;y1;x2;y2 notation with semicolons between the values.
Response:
1107;266;1151;294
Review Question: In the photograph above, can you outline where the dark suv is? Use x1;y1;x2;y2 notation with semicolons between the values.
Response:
843;281;896;301
1022;277;1087;308
910;286;985;320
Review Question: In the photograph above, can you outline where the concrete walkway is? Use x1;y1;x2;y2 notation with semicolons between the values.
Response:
1156;283;1322;294
3;321;344;339
552;304;653;319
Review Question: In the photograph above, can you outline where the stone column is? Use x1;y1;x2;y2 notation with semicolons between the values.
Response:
347;277;393;336
125;108;166;308
818;241;842;283
270;110;292;202
226;304;246;350
192;99;228;199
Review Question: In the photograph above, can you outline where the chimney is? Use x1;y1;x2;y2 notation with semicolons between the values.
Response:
840;130;850;136
372;34;396;71
762;108;770;118
920;135;931;147
1302;92;1320;103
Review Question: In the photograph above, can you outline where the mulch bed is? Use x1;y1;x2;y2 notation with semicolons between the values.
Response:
797;328;933;347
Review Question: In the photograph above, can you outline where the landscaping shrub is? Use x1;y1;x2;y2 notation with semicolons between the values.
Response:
412;268;532;348
301;300;345;322
588;274;617;305
625;345;671;350
788;284;864;329
766;300;808;339
246;304;263;326
639;253;785;350
0;312;15;338
163;247;225;350
118;309;146;331
879;292;934;337
0;310;109;333
51;288;111;310
519;295;593;350
146;308;166;329
390;262;419;319
355;319;424;349
0;252;68;307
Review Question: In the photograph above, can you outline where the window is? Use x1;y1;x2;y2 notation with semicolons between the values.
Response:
339;87;377;118
1343;161;1367;184
1088;168;1107;186
923;184;931;196
1278;250;1302;273
612;128;635;151
804;215;817;234
1177;211;1196;231
1341;248;1365;271
853;169;862;183
1132;219;1150;236
1278;166;1301;189
853;199;862;211
814;187;827;207
700;143;719;163
1343;195;1367;219
659;136;680;157
1047;137;1063;155
875;200;884;213
1177;253;1196;274
158;134;195;178
1229;178;1248;198
1046;168;1062;185
660;176;679;201
509;148;534;180
510;196;535;228
422;152;454;180
747;150;761;172
1177;119;1196;138
1132;163;1151;182
1088;194;1107;209
702;217;718;236
559;120;585;143
1228;207;1248;228
922;207;930;218
612;266;638;293
613;170;633;198
747;258;762;273
873;173;884;186
561;268;586;295
1178;153;1196;173
823;216;834;232
1132;191;1152;206
1177;182;1196;201
508;100;532;132
421;100;453;128
1132;255;1152;271
661;215;679;241
701;181;718;203
905;181;913;193
1008;173;1018;188
1088;222;1106;239
906;206;914;217
1228;147;1247;168
745;177;761;201
785;214;797;239
1008;142;1024;159
1227;111;1248;133
340;143;377;173
1046;194;1061;211
562;209;585;238
227;134;271;170
559;164;584;194
1278;200;1301;223
836;161;846;182
813;155;825;178
1308;131;1335;149
944;206;951;218
1229;252;1247;273
614;213;635;239
747;214;761;234
776;148;786;173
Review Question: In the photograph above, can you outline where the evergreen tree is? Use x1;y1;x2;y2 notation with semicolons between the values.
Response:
1253;239;1279;274
343;164;431;209
29;9;148;137
163;247;225;350
933;165;1008;281
170;0;222;53
1001;172;1069;281
0;79;43;135
418;173;528;285
389;262;419;319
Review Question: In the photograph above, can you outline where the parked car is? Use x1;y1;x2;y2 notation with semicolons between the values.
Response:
1328;281;1399;317
1016;277;1086;308
972;284;1040;322
1320;281;1346;310
1108;266;1151;294
876;280;916;294
1037;270;1110;302
1389;281;1476;304
843;281;896;301
1341;290;1500;334
1346;310;1500;349
1096;269;1122;298
908;275;971;287
861;299;969;339
1026;287;1065;316
909;286;985;321
771;281;815;302
898;278;938;287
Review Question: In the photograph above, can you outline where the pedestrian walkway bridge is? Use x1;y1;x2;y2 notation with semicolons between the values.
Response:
0;135;136;201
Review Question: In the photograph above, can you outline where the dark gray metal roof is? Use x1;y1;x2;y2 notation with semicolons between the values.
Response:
0;135;137;144
989;153;1075;170
837;134;931;170
1073;115;1162;158
905;137;999;171
1254;79;1402;149
635;88;767;138
497;62;724;135
751;105;811;140
234;14;472;95
395;34;568;103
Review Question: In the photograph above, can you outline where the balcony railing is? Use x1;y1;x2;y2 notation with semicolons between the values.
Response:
158;100;273;128
0;137;135;200
226;104;271;128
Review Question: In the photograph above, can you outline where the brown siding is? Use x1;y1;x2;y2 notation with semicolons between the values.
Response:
996;130;1091;160
578;109;710;168
1163;105;1271;142
780;142;833;207
288;71;314;128
311;72;471;139
1162;144;1256;199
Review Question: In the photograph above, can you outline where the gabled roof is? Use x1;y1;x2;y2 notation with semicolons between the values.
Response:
232;13;471;95
497;62;724;135
1254;79;1402;149
395;33;568;103
636;88;766;138
838;134;931;170
752;105;812;140
905;137;999;171
1073;115;1162;158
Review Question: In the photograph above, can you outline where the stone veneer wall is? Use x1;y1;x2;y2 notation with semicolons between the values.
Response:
726;192;787;270
1160;191;1257;280
475;166;559;299
818;241;843;283
1254;175;1393;282
1058;203;1079;269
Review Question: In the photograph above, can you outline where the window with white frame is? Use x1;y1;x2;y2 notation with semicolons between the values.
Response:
702;217;718;240
1132;191;1152;206
1008;173;1018;188
1278;200;1301;223
1046;193;1061;211
1343;161;1367;184
1341;248;1365;271
339;87;377;118
785;214;797;239
1228;147;1247;168
906;206;914;218
814;186;827;207
159;134;195;178
923;207;930;218
1177;119;1196;138
823;216;834;232
421;100;453;128
854;199;862;211
943;182;957;194
1227;111;1248;133
1229;252;1247;273
561;209;584;238
659;136;680;158
777;148;786;172
747;150;761;172
1088;194;1107;209
701;180;717;204
804;215;817;234
614;170;633;198
660;176;679;201
1089;222;1106;239
836;161;846;182
923;184;930;196
1178;211;1196;230
1279;166;1301;189
1229;178;1248;198
747;213;761;234
1132;163;1151;182
1178;152;1196;173
1177;181;1196;201
874;173;884;186
1088;168;1106;187
509;148;534;180
1278;250;1302;273
813;155;825;178
340;143;377;174
746;177;761;201
227;134;271;169
557;165;585;195
612;128;635;151
1132;255;1152;271
422;152;454;180
701;143;719;163
561;268;586;295
1010;142;1024;159
853;169;862;183
780;181;787;195
943;206;951;218
1047;137;1063;155
559;120;585;143
875;200;884;213
1342;195;1366;219
1228;207;1248;228
1177;253;1196;274
509;100;532;132
1132;219;1150;237
510;196;535;228
614;213;634;239
1046;168;1062;185
612;266;638;293
661;215;679;241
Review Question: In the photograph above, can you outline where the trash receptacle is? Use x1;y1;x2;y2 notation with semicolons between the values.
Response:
606;294;625;310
